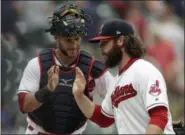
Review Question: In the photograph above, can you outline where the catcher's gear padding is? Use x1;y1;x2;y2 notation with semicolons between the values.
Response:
173;121;185;135
28;49;107;134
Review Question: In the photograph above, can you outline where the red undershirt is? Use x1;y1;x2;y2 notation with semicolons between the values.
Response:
90;104;168;130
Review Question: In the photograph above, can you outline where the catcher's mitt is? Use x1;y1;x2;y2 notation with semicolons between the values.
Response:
173;121;185;135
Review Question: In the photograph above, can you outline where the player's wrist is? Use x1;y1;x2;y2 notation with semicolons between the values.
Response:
46;84;53;91
34;86;53;103
73;90;84;98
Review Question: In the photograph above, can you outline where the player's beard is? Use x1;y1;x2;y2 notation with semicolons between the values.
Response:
58;43;79;59
59;45;68;57
105;43;123;68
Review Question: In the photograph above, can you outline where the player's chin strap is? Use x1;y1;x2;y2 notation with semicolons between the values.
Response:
173;121;185;135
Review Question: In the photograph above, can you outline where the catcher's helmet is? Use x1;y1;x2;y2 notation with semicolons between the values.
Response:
45;4;92;37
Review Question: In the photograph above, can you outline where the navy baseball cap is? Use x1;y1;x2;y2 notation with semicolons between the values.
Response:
89;19;134;43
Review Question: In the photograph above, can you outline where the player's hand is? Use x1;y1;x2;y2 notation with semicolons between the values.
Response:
47;66;60;91
73;67;86;96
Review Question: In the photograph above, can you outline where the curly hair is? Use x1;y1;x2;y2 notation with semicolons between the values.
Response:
123;35;146;58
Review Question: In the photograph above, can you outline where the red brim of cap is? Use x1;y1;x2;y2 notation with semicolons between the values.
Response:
88;36;114;43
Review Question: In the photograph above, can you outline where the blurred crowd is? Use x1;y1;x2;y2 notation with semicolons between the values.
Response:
1;0;184;134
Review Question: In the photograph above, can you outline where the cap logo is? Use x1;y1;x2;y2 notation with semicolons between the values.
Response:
116;31;121;35
99;24;104;34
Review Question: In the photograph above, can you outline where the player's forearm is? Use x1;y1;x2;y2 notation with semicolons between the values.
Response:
22;93;42;113
89;104;115;128
19;86;53;113
145;124;163;134
146;106;168;134
74;94;115;127
18;92;43;113
74;94;95;118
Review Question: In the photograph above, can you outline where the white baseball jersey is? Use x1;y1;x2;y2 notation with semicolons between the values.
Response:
101;59;175;134
17;55;115;134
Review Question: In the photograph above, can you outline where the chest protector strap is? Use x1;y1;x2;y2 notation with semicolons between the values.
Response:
38;48;56;88
38;49;107;90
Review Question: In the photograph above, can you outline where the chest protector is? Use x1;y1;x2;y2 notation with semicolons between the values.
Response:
28;48;107;134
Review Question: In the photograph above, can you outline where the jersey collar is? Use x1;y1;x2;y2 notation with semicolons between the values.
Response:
54;53;79;68
119;58;139;75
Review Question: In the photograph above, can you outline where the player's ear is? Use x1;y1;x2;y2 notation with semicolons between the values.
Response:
117;36;124;47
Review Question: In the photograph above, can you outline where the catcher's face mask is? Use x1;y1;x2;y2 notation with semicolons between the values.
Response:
45;4;92;37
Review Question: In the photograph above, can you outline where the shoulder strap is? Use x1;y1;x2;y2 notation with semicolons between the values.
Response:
38;48;55;88
90;59;108;79
77;51;94;100
78;50;108;79
78;50;94;76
